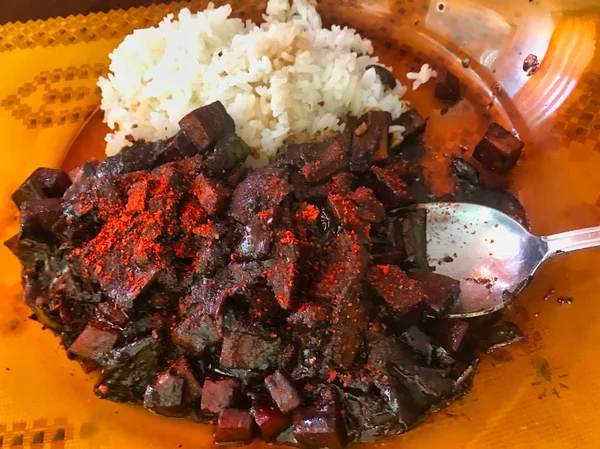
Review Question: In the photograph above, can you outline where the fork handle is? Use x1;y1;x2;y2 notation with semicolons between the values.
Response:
543;226;600;256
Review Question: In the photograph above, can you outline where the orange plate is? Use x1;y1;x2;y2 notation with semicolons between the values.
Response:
1;0;600;448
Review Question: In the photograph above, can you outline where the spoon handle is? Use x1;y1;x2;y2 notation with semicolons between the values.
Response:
543;226;600;256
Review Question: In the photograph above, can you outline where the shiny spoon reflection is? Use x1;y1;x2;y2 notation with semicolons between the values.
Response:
421;202;600;318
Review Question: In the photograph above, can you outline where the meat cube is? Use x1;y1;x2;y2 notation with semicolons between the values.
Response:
19;198;62;242
143;371;185;416
194;174;231;215
285;133;348;182
293;405;344;449
201;378;242;415
290;172;356;202
350;111;392;171
251;404;292;441
178;101;235;152
399;209;428;273
229;169;292;225
415;271;460;316
154;130;198;166
366;64;397;89
426;319;470;353
236;216;272;260
347;187;385;223
170;358;204;403
327;193;366;236
450;156;482;187
393;109;426;141
266;230;300;310
330;298;366;368
265;370;302;413
99;141;158;176
68;322;119;360
315;232;369;301
473;123;524;173
11;167;71;207
367;265;424;321
215;408;254;445
365;164;414;209
220;330;282;371
435;69;460;102
194;223;236;276
172;314;222;357
206;134;251;177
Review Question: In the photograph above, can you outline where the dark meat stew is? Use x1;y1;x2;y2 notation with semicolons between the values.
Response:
5;101;526;448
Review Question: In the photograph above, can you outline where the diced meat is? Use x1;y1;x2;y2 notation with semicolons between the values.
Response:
170;357;204;403
347;187;385;223
366;65;397;89
330;298;366;367
68;322;119;360
315;232;370;302
327;194;366;237
473;123;524;173
201;378;242;415
350;111;392;171
266;230;300;310
220;330;282;371
194;173;231;215
206;134;251;177
19;198;62;242
293;404;345;449
251;404;292;441
11;167;72;207
365;164;414;209
215;408;254;445
435;69;460;102
265;370;302;413
415;271;460;316
229;169;292;225
178;101;235;152
143;371;185;416
393;109;426;141
285;133;348;182
236;216;272;260
290;171;356;202
426;319;470;353
367;265;424;321
172;314;222;357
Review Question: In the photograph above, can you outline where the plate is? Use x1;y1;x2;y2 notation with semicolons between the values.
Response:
1;0;600;447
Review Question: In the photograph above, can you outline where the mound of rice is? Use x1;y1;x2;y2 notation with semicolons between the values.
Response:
99;0;409;165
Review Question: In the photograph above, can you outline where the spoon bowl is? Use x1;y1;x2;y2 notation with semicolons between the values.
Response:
422;203;600;318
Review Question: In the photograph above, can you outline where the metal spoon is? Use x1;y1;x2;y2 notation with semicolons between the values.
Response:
421;202;600;318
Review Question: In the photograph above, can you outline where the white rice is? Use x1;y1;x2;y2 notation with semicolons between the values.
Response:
98;0;409;165
406;63;437;91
